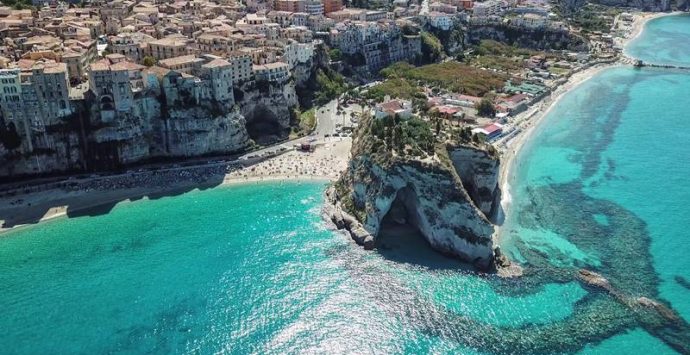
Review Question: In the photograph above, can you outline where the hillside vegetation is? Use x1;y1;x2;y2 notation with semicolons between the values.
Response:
378;61;508;97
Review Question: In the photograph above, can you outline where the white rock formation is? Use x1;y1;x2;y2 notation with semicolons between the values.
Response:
328;146;500;269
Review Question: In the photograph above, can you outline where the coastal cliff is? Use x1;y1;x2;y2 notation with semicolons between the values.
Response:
237;80;298;144
325;114;501;269
468;24;589;52
0;81;298;179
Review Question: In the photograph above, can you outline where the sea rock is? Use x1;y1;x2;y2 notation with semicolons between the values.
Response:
349;157;496;268
449;145;502;219
329;114;500;269
577;269;613;291
330;208;345;229
362;235;375;250
350;226;372;245
340;210;358;229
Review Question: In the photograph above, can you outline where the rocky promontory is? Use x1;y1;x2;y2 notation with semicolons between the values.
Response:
324;114;502;270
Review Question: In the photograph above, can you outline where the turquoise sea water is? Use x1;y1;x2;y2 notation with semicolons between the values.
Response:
3;15;690;355
501;66;690;354
0;182;594;353
625;14;690;67
501;14;690;353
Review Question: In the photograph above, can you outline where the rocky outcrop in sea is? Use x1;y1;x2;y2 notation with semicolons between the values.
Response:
324;115;502;270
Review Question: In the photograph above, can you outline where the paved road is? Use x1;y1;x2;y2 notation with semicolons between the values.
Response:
315;99;340;137
236;98;345;161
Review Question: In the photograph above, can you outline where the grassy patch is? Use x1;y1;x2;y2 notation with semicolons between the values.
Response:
475;40;537;57
469;40;550;74
365;78;422;102
470;55;524;73
380;61;507;97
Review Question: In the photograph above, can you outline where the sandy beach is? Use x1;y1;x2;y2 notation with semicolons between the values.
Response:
220;138;351;185
0;138;352;234
0;11;677;236
495;11;673;228
619;11;678;58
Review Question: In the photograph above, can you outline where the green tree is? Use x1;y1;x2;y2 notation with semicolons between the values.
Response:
393;125;405;153
314;69;347;105
328;48;342;62
142;56;156;67
476;98;496;118
420;32;443;64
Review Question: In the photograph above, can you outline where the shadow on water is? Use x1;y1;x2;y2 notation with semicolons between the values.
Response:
0;174;227;230
376;222;474;272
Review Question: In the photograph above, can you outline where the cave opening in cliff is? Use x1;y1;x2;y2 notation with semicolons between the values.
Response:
245;106;287;145
377;186;465;269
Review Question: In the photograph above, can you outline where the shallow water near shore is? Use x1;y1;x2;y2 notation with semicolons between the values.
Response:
0;181;595;353
625;13;690;67
501;65;690;353
3;16;690;355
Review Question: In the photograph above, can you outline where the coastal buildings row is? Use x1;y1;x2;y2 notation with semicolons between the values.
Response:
329;19;421;71
0;0;577;178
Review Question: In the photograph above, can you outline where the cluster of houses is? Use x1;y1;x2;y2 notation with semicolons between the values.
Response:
371;73;551;141
470;0;566;31
0;0;572;153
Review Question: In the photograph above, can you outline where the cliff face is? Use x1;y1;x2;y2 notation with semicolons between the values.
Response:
163;108;250;157
0;130;83;177
325;116;501;269
468;25;589;52
449;146;501;218
237;80;298;144
0;81;298;179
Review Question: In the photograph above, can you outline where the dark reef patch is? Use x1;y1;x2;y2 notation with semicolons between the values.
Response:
676;276;690;292
322;67;690;353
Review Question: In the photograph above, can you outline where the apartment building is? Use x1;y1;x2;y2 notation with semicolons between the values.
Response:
253;61;289;82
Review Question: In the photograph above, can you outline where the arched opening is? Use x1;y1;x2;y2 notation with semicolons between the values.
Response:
100;95;114;111
377;186;472;270
244;105;286;145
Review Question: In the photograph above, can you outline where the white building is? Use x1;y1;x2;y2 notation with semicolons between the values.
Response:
375;99;412;119
427;12;453;31
199;58;234;104
228;52;253;84
253;62;290;82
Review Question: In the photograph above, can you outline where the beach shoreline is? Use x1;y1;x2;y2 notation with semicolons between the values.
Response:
494;11;673;235
1;12;676;236
0;139;351;234
620;11;679;59
495;63;615;220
